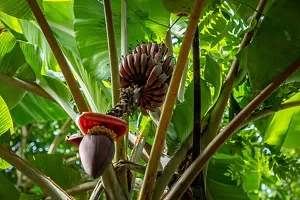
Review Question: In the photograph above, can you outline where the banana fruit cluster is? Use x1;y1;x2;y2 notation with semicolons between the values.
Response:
119;42;174;115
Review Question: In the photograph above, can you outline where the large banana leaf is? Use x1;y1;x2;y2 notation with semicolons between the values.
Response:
73;0;170;80
63;48;112;113
43;0;78;54
1;1;113;116
168;79;212;151
0;0;42;20
204;55;222;102
0;31;27;109
19;39;76;120
11;93;68;125
238;0;300;92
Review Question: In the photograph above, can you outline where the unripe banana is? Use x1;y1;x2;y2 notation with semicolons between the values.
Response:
160;43;168;57
120;78;131;87
136;45;142;54
162;56;173;71
154;52;163;62
146;83;168;95
137;98;143;106
141;43;147;53
145;104;156;112
140;106;148;115
145;57;156;77
140;53;148;75
144;95;164;107
145;65;162;88
134;52;141;74
150;43;159;57
122;57;133;76
127;54;136;75
147;42;152;56
147;93;166;102
165;65;173;77
119;63;130;79
148;73;167;89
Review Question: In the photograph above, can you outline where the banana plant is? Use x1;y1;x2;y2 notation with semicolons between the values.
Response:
0;0;300;199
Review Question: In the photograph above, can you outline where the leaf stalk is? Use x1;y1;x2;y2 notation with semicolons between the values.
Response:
26;0;89;113
164;58;300;199
138;0;206;199
0;145;72;199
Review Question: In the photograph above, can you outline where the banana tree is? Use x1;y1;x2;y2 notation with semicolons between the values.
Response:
0;0;300;199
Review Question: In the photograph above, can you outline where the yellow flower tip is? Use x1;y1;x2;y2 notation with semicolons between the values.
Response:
87;126;116;141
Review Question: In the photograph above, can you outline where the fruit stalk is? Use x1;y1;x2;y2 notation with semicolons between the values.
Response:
106;87;139;118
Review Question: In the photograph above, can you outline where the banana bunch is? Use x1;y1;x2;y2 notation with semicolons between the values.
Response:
119;42;174;115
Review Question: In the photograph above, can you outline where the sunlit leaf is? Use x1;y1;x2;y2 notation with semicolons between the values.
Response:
11;93;68;125
204;55;222;102
0;96;13;135
261;92;300;149
63;48;112;113
238;0;300;92
43;0;78;53
0;0;42;20
0;96;13;169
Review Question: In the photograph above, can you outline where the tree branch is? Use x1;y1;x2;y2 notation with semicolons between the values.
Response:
64;155;80;166
138;1;206;199
0;144;73;199
129;133;146;199
26;0;89;113
17;125;32;188
89;181;104;200
48;118;72;154
66;180;98;195
164;58;300;199
128;132;150;162
0;73;55;102
239;99;300;129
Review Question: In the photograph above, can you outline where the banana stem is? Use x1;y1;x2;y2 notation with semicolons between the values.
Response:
0;73;55;103
91;0;127;199
26;0;89;113
103;0;120;105
116;0;129;194
137;1;206;199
